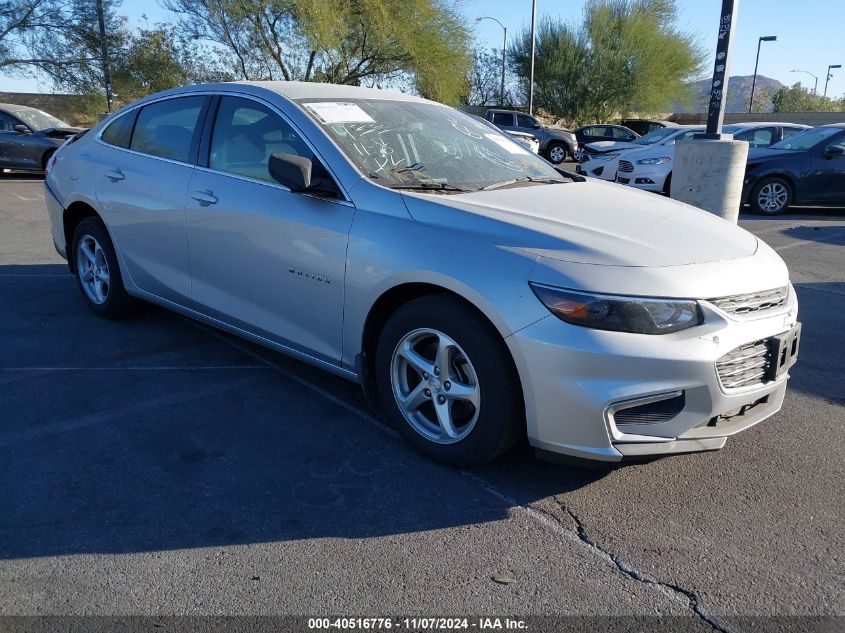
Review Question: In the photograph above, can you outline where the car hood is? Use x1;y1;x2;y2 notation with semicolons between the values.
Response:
401;179;758;267
585;140;642;153
747;147;802;162
37;126;84;139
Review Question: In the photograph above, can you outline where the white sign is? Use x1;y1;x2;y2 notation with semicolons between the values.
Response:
484;133;529;155
305;102;375;124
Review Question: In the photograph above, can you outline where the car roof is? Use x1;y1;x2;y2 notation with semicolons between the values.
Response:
724;122;811;130
0;103;45;113
232;80;430;103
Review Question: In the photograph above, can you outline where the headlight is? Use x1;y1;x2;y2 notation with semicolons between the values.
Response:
529;283;703;334
635;157;671;165
594;153;621;161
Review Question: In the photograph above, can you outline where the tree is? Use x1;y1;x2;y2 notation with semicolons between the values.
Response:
161;0;471;104
464;48;516;107
0;0;107;82
510;0;704;124
772;83;845;113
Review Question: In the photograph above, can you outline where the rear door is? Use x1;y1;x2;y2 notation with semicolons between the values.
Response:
185;94;354;363
93;95;209;304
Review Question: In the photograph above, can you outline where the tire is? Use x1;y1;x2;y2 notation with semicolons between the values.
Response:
41;148;55;173
750;176;792;215
71;217;137;319
663;172;672;196
546;142;569;165
374;295;523;467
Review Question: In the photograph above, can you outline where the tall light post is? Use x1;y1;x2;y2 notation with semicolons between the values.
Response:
95;0;113;113
528;0;537;114
476;16;507;107
790;69;818;94
749;35;777;113
824;64;842;98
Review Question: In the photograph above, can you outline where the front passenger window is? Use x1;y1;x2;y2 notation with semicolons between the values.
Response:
130;96;205;162
209;97;312;183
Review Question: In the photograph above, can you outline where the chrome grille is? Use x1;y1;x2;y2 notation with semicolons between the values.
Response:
716;339;771;389
708;286;788;317
618;160;634;173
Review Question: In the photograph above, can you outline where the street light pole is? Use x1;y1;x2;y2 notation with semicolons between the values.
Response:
790;69;818;94
95;0;113;113
528;0;537;114
476;17;507;106
824;64;842;98
749;35;776;113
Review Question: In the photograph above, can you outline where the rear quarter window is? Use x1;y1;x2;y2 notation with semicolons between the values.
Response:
100;111;136;148
130;96;206;162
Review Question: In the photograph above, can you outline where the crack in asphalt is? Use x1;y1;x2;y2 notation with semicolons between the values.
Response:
549;496;740;633
187;317;742;629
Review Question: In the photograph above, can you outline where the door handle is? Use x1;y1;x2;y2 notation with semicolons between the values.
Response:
104;169;124;181
191;190;218;206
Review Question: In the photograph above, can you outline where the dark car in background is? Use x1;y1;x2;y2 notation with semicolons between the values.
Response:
0;104;82;173
573;124;638;149
619;119;673;136
484;109;578;164
743;124;845;215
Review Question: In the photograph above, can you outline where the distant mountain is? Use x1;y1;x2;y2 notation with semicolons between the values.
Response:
678;75;785;113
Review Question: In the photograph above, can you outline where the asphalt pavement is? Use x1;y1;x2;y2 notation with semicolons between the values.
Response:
0;175;842;626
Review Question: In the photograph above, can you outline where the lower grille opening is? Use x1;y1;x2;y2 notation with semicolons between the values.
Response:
707;395;769;428
613;392;686;427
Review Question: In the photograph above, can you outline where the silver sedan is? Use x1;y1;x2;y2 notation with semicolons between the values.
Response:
44;82;800;466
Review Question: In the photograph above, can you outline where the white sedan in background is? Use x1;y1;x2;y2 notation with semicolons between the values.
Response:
617;122;810;194
576;125;687;181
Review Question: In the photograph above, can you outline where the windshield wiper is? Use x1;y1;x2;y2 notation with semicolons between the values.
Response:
387;182;472;193
479;176;568;191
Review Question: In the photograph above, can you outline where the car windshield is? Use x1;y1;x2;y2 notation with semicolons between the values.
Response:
632;127;677;145
11;108;70;131
768;126;842;151
298;98;565;191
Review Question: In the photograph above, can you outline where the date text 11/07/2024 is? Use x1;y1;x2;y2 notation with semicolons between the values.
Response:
307;617;528;630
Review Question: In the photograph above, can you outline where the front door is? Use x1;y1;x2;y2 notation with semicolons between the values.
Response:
185;95;354;364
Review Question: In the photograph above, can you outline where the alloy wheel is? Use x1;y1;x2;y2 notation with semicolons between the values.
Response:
548;145;566;163
76;234;110;304
757;182;788;213
390;328;481;444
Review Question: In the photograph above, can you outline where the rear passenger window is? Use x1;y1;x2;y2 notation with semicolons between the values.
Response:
492;112;513;126
209;97;312;183
101;110;135;148
130;96;205;162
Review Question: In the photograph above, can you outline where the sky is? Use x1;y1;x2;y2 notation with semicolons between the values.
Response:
2;0;843;100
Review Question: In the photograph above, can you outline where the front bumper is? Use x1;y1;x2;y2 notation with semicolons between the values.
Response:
616;166;668;191
506;287;799;461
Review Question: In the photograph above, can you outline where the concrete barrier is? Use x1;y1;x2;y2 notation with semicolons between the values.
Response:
671;138;749;224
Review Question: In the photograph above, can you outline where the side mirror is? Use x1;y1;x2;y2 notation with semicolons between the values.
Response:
13;124;30;134
824;144;845;159
269;153;312;191
532;123;542;129
268;152;338;197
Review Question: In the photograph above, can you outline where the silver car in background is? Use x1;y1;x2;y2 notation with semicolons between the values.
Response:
45;82;800;466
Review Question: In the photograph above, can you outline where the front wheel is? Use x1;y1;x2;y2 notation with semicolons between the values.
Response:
546;142;569;165
375;295;523;467
750;177;792;215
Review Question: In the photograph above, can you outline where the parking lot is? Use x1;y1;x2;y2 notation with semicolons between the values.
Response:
0;175;843;625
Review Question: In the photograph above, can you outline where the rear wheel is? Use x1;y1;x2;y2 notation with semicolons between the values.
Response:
375;295;523;467
546;142;569;164
71;217;137;319
750;177;792;215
